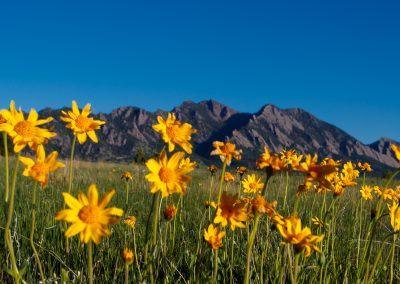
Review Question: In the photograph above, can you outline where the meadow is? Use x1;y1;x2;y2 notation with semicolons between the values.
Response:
0;100;399;283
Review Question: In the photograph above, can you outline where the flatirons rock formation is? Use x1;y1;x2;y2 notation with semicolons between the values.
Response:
37;100;398;172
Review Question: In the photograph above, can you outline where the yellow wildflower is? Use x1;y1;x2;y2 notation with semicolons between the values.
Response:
388;202;400;231
60;100;105;144
242;174;264;194
204;224;226;250
210;141;242;166
0;100;56;152
163;204;177;220
19;144;65;187
358;162;372;172
121;171;133;181
214;192;247;230
276;216;324;257
223;172;235;182
123;216;137;228
122;248;134;265
145;151;192;197
391;144;400;162
55;184;124;244
152;112;197;154
360;185;374;201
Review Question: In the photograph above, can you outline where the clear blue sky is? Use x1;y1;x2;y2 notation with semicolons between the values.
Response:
0;0;399;143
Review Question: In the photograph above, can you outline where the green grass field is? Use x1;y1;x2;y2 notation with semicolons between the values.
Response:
0;155;397;283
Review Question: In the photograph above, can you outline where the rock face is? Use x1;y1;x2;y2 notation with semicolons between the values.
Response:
37;100;399;172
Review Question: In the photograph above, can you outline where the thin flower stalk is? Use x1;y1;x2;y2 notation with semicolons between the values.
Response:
3;132;9;202
65;135;77;253
4;154;21;283
30;183;45;282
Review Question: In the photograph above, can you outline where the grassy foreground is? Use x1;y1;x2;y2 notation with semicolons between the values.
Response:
0;157;397;283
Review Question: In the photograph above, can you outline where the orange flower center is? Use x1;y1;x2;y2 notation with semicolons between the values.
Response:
31;163;49;175
14;121;35;138
166;125;179;139
249;182;257;190
159;168;175;183
78;205;101;224
75;115;91;131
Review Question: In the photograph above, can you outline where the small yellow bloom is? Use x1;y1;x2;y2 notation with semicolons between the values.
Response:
123;216;137;228
207;164;218;175
19;144;65;187
0;100;56;152
214;192;247;230
204;224;226;250
60;100;105;144
121;171;133;181
179;157;197;172
236;166;247;176
242;174;264;194
152;112;197;154
55;184;124;244
163;204;177;220
251;195;277;216
311;217;327;228
145;151;193;197
391;144;400;162
388;202;400;231
210;141;242;166
256;146;286;172
360;185;374;201
358;162;372;172
276;216;324;257
122;248;134;265
223;172;235;182
205;201;217;209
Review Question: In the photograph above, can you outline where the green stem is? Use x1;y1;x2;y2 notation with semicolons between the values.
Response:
208;175;214;220
30;183;45;282
366;232;399;284
125;263;129;284
3;132;9;202
132;229;142;280
294;253;300;284
283;171;289;210
125;181;129;207
65;135;77;253
5;153;21;283
88;241;93;284
390;234;397;284
216;160;228;207
229;231;234;284
212;249;219;284
243;214;261;284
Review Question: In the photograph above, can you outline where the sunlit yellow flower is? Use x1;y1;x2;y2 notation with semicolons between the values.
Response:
280;149;303;169
340;162;359;187
297;154;337;194
152;112;197;154
163;204;177;220
122;248;134;265
19;144;65;187
123;216;137;228
207;164;218;175
360;185;374;201
223;172;235;182
205;201;217;209
311;217;327;228
121;171;133;181
179;157;197;172
276;216;324;257
256;146;286;172
210;141;242;166
0;100;56;152
242;174;264;194
358;162;372;172
145;151;192;197
214;192;247;230
236;166;247;176
374;186;397;201
388;202;400;231
60;100;105;145
0;113;7;125
55;184;124;244
204;224;226;250
251;195;277;216
391;144;400;162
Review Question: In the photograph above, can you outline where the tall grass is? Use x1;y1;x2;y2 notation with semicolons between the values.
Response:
0;157;397;283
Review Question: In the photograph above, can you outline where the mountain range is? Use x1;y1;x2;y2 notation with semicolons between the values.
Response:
38;100;399;173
